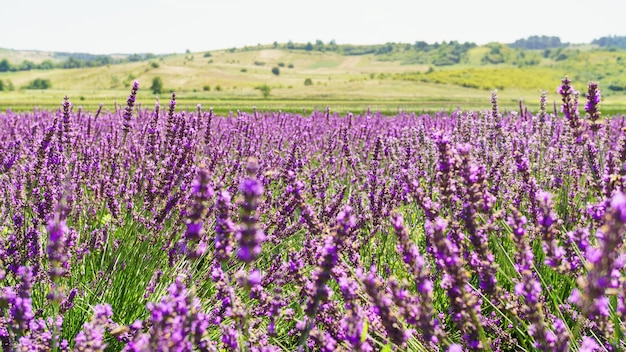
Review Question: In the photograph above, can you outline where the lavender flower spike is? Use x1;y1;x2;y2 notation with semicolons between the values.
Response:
47;218;69;281
558;76;583;140
184;167;213;259
215;190;236;262
392;213;439;344
585;81;601;132
74;304;113;351
122;80;140;135
572;192;626;335
236;157;265;263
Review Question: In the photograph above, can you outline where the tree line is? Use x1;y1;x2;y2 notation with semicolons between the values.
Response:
0;53;160;73
592;36;626;49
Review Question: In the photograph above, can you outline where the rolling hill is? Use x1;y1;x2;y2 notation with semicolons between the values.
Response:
1;40;626;113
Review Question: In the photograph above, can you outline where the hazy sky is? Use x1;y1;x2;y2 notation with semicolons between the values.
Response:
2;0;625;54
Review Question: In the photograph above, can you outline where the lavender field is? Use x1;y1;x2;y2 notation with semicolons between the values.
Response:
1;77;625;351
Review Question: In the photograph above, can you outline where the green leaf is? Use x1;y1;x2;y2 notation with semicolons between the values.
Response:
99;214;112;226
361;319;369;343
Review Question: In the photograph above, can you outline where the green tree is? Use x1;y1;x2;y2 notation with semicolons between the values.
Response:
24;78;52;89
0;59;10;72
256;84;271;99
38;60;55;70
61;57;83;69
19;60;35;71
271;67;280;76
151;77;163;94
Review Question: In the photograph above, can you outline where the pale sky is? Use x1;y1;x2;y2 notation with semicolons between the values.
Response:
1;0;625;55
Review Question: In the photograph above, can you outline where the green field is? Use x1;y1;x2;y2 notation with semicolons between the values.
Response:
2;43;626;114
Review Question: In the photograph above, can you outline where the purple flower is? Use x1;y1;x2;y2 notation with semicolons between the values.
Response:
59;287;78;314
236;158;266;263
392;213;439;344
536;190;565;268
427;217;483;348
448;344;464;352
47;218;69;280
538;89;548;122
552;318;570;352
125;279;211;351
558;76;583;139
433;131;456;208
362;270;407;347
221;325;238;350
301;206;355;345
214;189;235;262
585;81;601;131
74;304;113;351
122;80;139;135
4;266;35;333
184;167;213;259
578;336;601;352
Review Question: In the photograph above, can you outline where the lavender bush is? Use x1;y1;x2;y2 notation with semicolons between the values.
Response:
1;78;626;351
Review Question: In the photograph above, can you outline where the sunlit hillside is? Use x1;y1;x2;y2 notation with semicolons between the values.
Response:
1;40;626;113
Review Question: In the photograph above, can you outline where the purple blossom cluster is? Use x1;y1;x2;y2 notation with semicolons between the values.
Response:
1;78;626;351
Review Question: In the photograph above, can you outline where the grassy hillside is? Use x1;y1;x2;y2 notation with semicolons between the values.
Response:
1;43;626;114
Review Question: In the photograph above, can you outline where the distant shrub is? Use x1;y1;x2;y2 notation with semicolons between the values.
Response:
24;78;52;90
203;85;211;91
150;61;160;68
271;67;280;76
0;80;4;91
509;35;563;49
555;53;568;61
215;85;222;91
241;68;247;72
0;59;10;72
278;62;285;67
304;78;313;86
254;61;265;66
151;76;163;94
255;84;271;98
482;54;505;64
288;63;294;69
207;59;213;64
203;52;212;58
